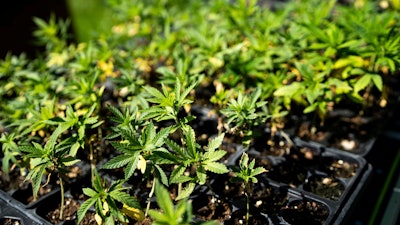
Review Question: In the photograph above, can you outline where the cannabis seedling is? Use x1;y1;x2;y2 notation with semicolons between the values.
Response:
160;126;229;200
231;152;267;225
0;133;23;179
102;121;170;215
148;179;219;225
141;76;201;132
221;87;268;147
78;169;143;224
20;139;80;220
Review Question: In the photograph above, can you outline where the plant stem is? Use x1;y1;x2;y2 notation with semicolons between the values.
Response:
245;183;250;225
59;176;65;220
145;178;156;217
90;143;95;181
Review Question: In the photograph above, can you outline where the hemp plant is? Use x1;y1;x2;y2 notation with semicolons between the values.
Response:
160;126;229;200
0;132;23;180
78;169;143;224
230;152;267;225
141;75;202;132
221;87;269;147
101;121;171;215
148;179;219;225
20;138;80;220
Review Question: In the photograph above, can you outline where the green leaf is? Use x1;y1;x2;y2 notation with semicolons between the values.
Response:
101;154;134;169
176;182;196;200
92;169;103;193
239;153;249;170
124;157;139;180
154;164;169;186
274;82;303;97
333;56;364;69
196;167;207;185
77;197;97;223
303;103;318;114
69;142;80;157
203;150;227;162
82;188;97;197
354;75;371;93
143;86;166;104
371;74;383;92
185;127;197;158
154;180;174;218
249;87;262;106
152;126;171;147
148;210;170;223
170;175;192;184
251;167;267;177
27;164;47;199
61;157;80;166
109;190;141;209
305;86;321;104
204;162;229;174
206;133;224;152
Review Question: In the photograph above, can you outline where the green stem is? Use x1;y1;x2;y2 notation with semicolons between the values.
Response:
245;183;250;225
59;177;65;221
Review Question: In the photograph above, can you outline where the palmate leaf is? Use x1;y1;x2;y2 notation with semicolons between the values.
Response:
165;139;186;159
107;197;126;223
19;144;41;157
140;107;173;121
117;129;140;146
170;165;191;184
143;85;167;104
152;148;177;164
107;104;125;123
178;78;199;105
152;126;171;147
110;141;135;153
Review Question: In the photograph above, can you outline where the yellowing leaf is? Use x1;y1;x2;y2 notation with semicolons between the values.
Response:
47;51;68;68
208;56;224;68
97;60;118;81
121;204;145;221
137;155;147;174
333;56;364;69
102;201;109;215
95;213;102;225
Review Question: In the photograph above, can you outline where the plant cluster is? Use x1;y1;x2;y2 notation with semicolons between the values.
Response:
0;0;399;224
